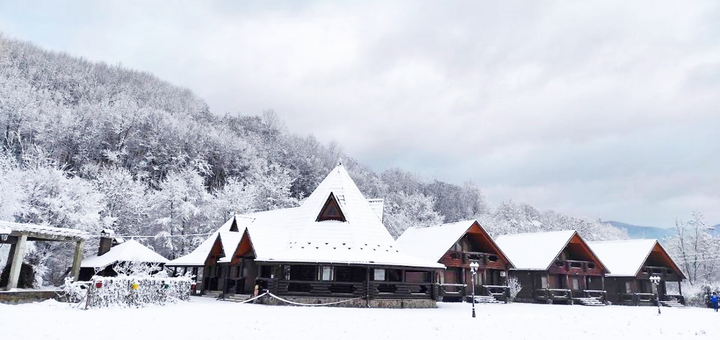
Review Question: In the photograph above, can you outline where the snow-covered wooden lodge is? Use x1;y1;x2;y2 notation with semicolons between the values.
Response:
588;239;686;306
496;230;609;305
169;164;443;307
397;220;514;302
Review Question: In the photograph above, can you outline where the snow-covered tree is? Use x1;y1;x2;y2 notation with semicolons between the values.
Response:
384;192;444;238
149;168;213;259
667;212;719;284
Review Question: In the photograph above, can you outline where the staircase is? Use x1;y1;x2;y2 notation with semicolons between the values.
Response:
575;297;605;306
660;300;684;308
223;294;253;303
202;290;223;299
473;295;501;304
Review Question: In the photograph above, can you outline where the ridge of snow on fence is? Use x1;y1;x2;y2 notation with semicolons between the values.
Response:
65;276;191;308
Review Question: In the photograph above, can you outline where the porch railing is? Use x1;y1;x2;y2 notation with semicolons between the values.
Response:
535;288;572;302
263;279;436;300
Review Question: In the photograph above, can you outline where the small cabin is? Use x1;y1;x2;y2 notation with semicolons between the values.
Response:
397;220;514;302
79;237;168;281
588;239;686;306
496;230;608;304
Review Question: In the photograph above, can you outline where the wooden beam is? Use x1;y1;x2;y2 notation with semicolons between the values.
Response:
6;233;27;290
70;239;85;281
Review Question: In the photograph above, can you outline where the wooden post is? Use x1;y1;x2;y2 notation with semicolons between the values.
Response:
678;280;682;295
6;233;27;290
70;239;85;281
365;266;370;308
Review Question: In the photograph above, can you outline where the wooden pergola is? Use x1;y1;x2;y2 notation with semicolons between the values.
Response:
1;221;87;290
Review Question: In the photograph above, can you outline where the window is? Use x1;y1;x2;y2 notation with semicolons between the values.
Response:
625;281;632;293
572;277;580;290
374;268;386;281
540;276;548;289
318;266;334;281
284;265;291;280
316;193;346;222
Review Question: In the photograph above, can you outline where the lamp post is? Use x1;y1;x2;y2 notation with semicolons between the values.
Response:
470;261;479;318
650;275;661;315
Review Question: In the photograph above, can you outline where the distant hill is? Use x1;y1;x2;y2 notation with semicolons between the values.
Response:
604;221;674;240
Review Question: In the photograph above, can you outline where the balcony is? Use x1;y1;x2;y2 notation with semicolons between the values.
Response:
548;260;603;276
639;266;679;280
444;251;504;269
534;288;606;303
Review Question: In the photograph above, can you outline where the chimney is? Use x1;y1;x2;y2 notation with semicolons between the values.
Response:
98;229;115;256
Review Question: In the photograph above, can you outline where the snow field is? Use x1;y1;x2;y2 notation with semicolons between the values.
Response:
0;298;717;340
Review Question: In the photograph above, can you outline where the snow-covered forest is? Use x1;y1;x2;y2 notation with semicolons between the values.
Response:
0;34;627;286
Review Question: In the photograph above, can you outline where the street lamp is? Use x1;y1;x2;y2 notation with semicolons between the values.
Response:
470;261;479;318
650;275;661;315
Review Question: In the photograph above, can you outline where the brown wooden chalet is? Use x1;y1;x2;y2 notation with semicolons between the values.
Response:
397;220;514;302
588;239;686;306
170;164;444;307
496;230;609;305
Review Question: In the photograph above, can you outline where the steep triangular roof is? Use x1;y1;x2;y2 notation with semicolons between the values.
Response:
243;164;443;268
588;239;686;279
166;216;252;266
495;230;607;272
397;220;514;267
81;240;169;269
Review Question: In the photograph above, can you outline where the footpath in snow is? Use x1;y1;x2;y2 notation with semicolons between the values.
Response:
0;298;717;340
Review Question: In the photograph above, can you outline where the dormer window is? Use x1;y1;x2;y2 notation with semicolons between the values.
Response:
316;193;346;222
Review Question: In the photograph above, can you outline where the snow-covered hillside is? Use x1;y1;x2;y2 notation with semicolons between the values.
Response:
0;298;716;339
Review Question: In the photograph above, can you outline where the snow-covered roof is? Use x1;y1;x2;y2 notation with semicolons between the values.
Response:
587;239;683;278
247;165;442;269
397;220;512;268
166;216;252;266
397;221;475;263
176;165;442;269
495;230;577;271
0;220;87;239
81;239;169;269
217;232;243;263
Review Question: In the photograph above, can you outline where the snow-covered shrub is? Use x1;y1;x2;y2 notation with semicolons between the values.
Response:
86;275;191;308
507;276;522;302
672;282;720;307
60;277;91;303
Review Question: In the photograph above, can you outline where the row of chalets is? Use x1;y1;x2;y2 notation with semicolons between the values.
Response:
158;164;686;308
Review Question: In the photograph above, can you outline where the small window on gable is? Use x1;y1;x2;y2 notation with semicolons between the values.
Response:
316;193;346;222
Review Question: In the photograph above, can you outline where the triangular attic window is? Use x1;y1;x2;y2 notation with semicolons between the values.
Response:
316;193;346;222
229;218;239;232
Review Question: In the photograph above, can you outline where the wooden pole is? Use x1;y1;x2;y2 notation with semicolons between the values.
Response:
70;239;85;281
6;233;27;290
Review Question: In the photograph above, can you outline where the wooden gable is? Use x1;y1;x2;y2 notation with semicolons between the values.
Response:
230;230;256;265
229;217;239;232
439;221;513;269
641;242;687;279
204;235;225;266
558;233;608;273
316;192;346;222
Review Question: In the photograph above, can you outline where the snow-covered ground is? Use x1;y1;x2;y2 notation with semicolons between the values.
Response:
0;298;717;339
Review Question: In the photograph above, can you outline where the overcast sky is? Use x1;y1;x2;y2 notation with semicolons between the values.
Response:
1;0;718;228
